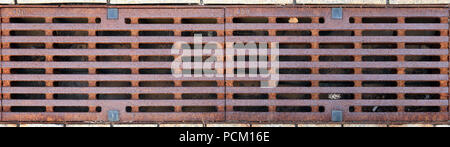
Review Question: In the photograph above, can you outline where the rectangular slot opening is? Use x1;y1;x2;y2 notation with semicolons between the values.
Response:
10;106;46;112
96;56;131;62
319;56;354;61
182;31;217;37
96;81;131;87
362;81;397;87
405;30;440;36
233;94;268;99
320;94;354;100
10;30;45;36
405;81;441;87
96;31;131;36
139;69;172;74
276;94;311;99
278;56;311;61
52;18;89;23
361;17;398;23
10;43;45;49
137;18;174;24
277;81;312;87
182;94;217;100
139;94;174;100
139;81;174;87
53;43;88;49
10;56;45;61
233;106;268;112
53;69;89;74
11;68;45;74
276;17;312;23
362;30;397;36
181;18;217;24
10;81;45;87
405;56;440;61
233;30;268;36
362;43;397;49
405;106;440;112
139;31;174;36
53;31;89;36
182;106;218;112
139;43;174;49
405;17;440;23
54;94;89;100
405;68;440;74
139;56;174;62
96;43;131;49
233;17;268;23
361;106;397;112
362;94;397;100
319;43;354;49
97;94;131;100
53;56;88;62
279;68;311;74
319;31;354;36
276;30;311;36
362;56;397;61
96;69;131;74
54;107;90;112
276;106;312;112
233;81;261;87
362;68;397;74
182;81;217;87
405;43;441;49
279;43;311;49
54;81;89;87
319;69;354;74
405;94;440;100
319;81;355;87
11;94;45;100
10;17;45;23
139;106;174;112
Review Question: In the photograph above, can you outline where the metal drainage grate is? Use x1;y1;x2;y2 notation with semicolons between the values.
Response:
224;8;449;122
0;7;449;122
1;8;226;122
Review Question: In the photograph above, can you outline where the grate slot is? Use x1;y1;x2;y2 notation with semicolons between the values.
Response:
10;31;45;36
139;31;174;36
134;18;174;24
53;31;89;36
10;17;45;23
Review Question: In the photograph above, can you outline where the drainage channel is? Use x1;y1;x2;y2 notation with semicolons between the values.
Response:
0;6;448;123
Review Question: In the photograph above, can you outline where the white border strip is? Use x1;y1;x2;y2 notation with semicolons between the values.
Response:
109;0;200;4
0;0;15;4
203;0;292;4
390;0;450;4
17;0;107;4
296;0;386;4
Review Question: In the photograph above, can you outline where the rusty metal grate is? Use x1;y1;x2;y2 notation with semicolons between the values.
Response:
224;8;449;122
0;8;226;122
0;6;449;123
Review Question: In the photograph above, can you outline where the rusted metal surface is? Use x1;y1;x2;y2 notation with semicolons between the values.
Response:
224;7;449;122
1;7;226;122
0;6;449;123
